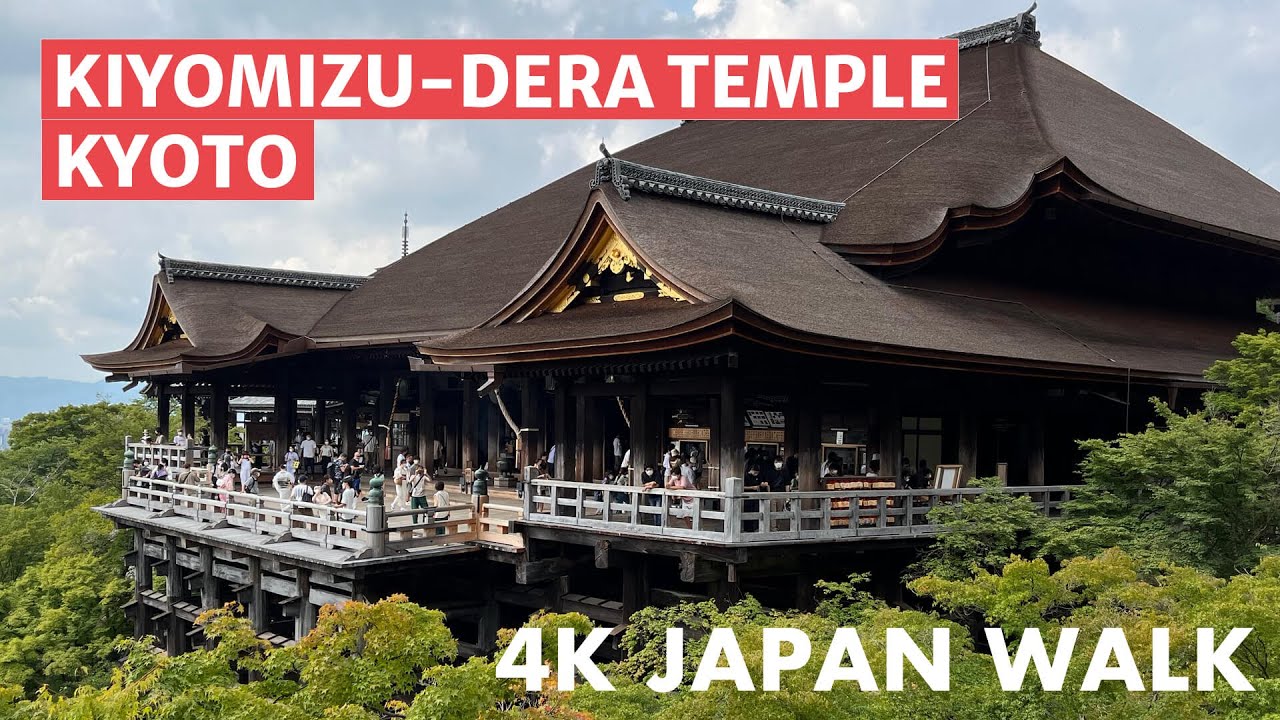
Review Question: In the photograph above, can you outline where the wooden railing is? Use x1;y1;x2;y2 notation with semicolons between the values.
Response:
118;475;482;557
521;477;1071;545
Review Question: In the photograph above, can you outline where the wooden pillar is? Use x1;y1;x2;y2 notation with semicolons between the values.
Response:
478;599;500;653
156;384;171;438
315;399;328;444
629;383;649;482
199;546;220;610
378;375;395;466
486;396;501;468
342;379;359;459
417;376;434;465
462;377;478;470
796;388;821;491
180;384;196;439
247;556;267;632
164;536;181;656
554;381;570;480
574;393;591;483
295;567;315;640
274;376;293;468
519;378;538;469
1027;411;1045;486
210;381;228;450
719;375;744;481
958;413;978;483
878;390;902;480
133;529;150;637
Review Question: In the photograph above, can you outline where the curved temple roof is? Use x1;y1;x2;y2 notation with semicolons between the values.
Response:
85;7;1280;382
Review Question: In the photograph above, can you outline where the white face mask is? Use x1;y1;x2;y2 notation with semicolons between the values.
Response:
774;461;783;470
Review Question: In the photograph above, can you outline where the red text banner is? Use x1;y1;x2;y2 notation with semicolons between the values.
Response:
42;39;959;121
42;119;314;200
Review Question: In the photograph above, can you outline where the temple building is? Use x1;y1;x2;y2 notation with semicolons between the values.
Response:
88;8;1280;653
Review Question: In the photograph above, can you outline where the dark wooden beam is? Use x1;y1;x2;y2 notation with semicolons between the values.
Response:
417;375;434;466
718;375;744;481
462;376;478;471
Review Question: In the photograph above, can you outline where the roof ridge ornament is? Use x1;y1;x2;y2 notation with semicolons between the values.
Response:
158;255;367;291
589;157;845;223
947;3;1041;51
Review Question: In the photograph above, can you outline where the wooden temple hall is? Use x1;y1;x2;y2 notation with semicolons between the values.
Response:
88;8;1280;654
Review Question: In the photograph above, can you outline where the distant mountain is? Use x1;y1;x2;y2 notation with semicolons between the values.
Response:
0;376;138;426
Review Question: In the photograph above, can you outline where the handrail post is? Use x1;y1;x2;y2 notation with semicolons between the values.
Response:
122;440;135;499
723;476;744;543
365;475;387;556
523;478;535;518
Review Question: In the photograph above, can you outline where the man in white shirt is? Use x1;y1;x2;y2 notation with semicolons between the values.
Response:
173;431;188;449
300;434;318;476
288;477;313;512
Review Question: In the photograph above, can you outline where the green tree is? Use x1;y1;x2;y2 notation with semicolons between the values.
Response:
909;478;1050;580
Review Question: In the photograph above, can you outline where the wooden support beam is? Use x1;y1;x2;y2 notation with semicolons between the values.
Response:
210;381;228;451
156;386;171;438
295;567;315;640
199;546;220;610
486;394;501;468
478;600;500;653
515;556;574;585
574;393;590;483
679;552;723;584
718;375;744;482
462;376;478;471
796;387;820;491
274;375;293;468
554;381;571;480
878;389;902;481
180;384;196;440
629;382;648;481
417;376;434;467
958;413;978;483
593;539;612;569
1027;410;1045;486
133;529;150;637
247;557;268;632
342;379;359;459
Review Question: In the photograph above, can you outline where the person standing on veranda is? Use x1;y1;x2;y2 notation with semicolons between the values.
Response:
408;468;430;524
272;463;294;502
300;434;318;476
430;480;451;536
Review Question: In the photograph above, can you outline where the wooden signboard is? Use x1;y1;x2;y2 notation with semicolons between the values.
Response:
668;426;710;441
744;428;785;444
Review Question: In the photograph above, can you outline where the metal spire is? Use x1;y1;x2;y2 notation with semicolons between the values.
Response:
401;212;409;258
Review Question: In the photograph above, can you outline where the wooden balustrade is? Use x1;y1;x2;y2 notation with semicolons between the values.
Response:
522;477;1071;545
118;475;490;556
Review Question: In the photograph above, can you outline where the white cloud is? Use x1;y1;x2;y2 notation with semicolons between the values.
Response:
692;0;723;20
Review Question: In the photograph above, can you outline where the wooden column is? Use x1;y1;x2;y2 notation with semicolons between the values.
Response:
156;384;171;438
378;375;395;465
247;557;268;632
796;388;821;491
878;390;902;481
718;375;744;481
1027;411;1045;486
342;379;359;459
210;381;228;450
274;375;293;468
315;399;328;444
295;567;315;640
133;529;150;637
574;393;591;483
486;396;501;468
180;384;196;439
519;378;538;469
199;546;220;610
462;376;478;470
164;536;182;656
554;381;570;480
958;413;978;483
629;383;649;481
417;376;434;465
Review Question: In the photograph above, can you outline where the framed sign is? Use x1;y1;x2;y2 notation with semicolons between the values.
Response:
933;464;963;490
668;426;710;441
745;428;785;444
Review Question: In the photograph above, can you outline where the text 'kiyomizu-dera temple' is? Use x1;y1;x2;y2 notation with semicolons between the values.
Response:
86;8;1280;655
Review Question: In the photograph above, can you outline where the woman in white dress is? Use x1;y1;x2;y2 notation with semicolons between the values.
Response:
389;458;409;511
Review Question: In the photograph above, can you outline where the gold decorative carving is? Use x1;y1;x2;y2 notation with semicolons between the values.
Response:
612;291;646;302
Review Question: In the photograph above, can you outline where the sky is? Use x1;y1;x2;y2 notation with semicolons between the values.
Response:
3;0;1280;381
